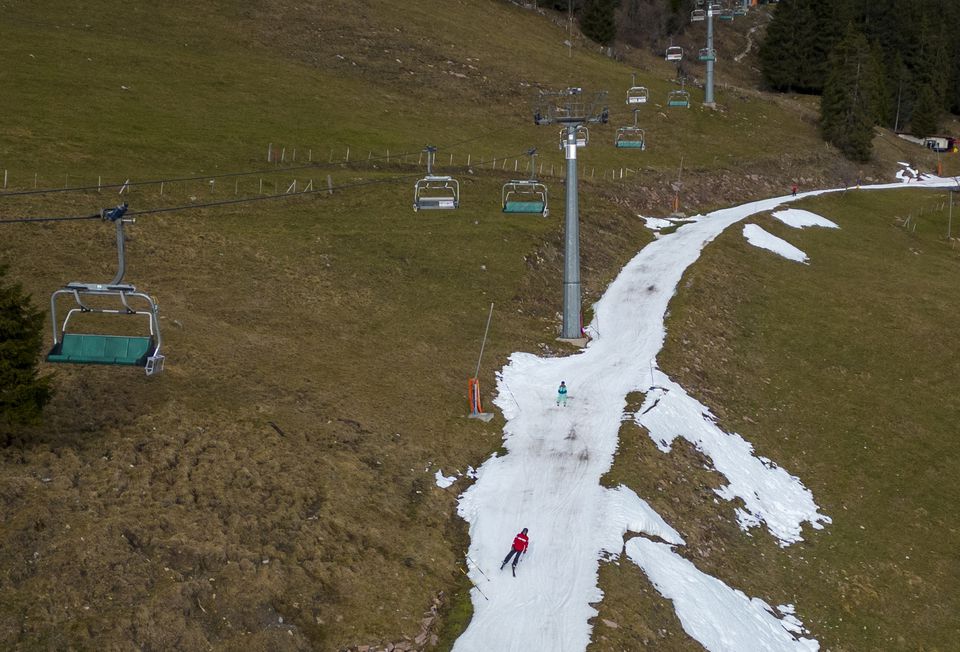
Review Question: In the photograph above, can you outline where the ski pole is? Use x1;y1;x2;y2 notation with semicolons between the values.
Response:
465;554;491;582
458;566;489;601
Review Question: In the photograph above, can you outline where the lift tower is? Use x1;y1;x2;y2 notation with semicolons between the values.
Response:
704;4;716;107
533;87;609;340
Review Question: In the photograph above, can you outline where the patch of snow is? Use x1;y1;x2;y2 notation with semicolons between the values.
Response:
772;209;839;229
636;376;830;545
625;538;820;651
642;216;675;231
435;469;457;489
743;224;808;263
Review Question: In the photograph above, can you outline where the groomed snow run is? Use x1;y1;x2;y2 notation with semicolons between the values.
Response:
743;223;809;263
454;175;959;652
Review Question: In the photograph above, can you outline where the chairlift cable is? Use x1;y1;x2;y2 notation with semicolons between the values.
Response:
2;140;564;225
2;131;538;200
0;148;431;199
0;173;422;224
0;211;104;225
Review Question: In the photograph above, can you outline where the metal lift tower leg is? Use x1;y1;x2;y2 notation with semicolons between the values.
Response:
705;7;716;108
532;86;608;343
562;125;581;339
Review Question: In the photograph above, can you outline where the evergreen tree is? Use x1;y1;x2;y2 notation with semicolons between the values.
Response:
910;83;941;136
759;0;806;91
580;0;618;46
760;0;960;114
0;265;53;426
820;28;882;161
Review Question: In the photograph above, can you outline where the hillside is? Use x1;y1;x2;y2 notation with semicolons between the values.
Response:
2;1;959;651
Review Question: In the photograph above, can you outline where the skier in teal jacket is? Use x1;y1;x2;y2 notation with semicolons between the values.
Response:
556;381;568;407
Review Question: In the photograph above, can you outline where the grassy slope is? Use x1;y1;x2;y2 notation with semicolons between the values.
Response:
594;189;960;650
2;0;959;649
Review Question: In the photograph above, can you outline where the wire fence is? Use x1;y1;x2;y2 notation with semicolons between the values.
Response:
1;145;647;199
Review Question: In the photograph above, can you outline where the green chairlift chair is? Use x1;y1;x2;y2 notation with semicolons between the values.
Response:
46;203;165;376
615;110;647;150
502;149;549;217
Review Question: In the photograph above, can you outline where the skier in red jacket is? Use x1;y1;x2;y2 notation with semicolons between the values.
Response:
500;528;529;572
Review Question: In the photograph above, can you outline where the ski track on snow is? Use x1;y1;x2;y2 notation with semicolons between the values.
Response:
453;176;958;652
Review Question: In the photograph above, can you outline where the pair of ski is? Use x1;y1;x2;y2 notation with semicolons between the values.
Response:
499;555;525;577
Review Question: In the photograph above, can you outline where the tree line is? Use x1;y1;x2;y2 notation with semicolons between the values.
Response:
556;0;958;161
758;0;960;160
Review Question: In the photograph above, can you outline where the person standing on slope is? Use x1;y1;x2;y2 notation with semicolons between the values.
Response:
556;381;568;407
500;528;529;572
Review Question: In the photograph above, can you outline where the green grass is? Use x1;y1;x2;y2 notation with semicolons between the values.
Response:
0;165;649;648
594;188;960;650
2;0;959;648
0;0;872;187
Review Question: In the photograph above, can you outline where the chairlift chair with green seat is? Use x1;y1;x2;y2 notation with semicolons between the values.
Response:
698;48;716;62
502;149;549;217
667;89;691;108
615;110;646;150
48;283;162;370
46;203;165;376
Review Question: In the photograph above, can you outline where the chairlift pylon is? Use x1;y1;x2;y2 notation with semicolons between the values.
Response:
413;146;460;211
501;149;549;217
46;203;165;375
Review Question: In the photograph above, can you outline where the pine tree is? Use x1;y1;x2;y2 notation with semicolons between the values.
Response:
760;0;960;128
820;28;882;161
759;0;805;91
580;0;618;46
910;83;941;136
0;265;53;427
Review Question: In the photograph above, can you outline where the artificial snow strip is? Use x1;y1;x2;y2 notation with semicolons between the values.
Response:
453;175;960;652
